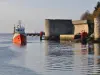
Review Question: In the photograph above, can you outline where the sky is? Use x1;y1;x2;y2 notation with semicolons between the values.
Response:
0;0;98;33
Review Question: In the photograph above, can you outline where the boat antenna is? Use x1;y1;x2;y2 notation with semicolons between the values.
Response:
18;20;21;27
14;24;15;34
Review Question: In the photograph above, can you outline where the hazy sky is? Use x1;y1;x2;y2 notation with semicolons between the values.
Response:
0;0;98;33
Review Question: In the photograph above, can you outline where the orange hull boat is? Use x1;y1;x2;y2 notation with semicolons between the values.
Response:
13;20;27;45
13;33;27;45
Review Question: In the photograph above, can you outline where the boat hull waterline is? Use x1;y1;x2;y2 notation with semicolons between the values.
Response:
13;33;27;45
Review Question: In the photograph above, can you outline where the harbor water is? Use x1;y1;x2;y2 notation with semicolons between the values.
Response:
0;33;100;75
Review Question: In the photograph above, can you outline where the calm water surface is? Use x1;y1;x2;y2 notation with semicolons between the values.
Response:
0;34;100;75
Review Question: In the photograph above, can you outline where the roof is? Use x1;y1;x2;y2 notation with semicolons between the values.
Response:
45;19;72;21
72;20;88;25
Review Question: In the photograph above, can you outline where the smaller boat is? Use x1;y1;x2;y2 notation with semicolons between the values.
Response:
13;20;27;45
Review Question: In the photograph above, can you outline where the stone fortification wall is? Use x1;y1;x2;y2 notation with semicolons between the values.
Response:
45;19;89;40
72;20;88;35
45;19;74;39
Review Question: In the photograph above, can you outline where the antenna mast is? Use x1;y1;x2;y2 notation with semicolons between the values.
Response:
18;20;22;27
18;20;22;25
13;24;15;34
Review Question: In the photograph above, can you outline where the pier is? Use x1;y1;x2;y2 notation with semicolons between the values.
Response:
26;32;45;36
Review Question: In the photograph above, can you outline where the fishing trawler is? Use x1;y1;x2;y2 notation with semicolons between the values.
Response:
13;20;27;45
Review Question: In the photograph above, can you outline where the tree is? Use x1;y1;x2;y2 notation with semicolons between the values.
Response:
80;1;100;21
93;1;100;18
94;1;100;11
80;1;100;35
80;10;94;22
80;10;90;20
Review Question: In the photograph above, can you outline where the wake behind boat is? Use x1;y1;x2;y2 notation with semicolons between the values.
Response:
13;20;27;45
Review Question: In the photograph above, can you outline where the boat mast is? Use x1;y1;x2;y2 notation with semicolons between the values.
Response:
18;20;21;27
13;24;15;34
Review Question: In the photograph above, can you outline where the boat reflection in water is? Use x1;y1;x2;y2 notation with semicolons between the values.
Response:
44;40;100;75
13;43;27;48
